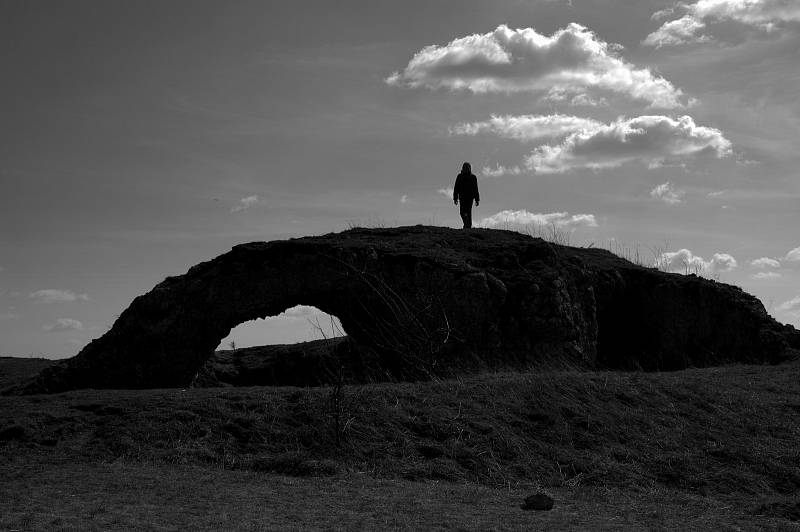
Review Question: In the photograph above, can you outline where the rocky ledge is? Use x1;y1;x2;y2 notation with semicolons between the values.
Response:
13;226;800;393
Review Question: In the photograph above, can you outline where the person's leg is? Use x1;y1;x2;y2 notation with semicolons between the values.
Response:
460;204;472;229
459;205;470;229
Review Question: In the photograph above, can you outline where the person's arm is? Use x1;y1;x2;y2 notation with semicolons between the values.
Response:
453;175;460;204
473;176;480;205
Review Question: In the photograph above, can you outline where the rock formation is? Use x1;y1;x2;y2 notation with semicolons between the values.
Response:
15;226;800;393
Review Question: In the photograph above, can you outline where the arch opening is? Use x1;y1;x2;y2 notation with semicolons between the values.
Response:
216;305;345;351
194;305;351;388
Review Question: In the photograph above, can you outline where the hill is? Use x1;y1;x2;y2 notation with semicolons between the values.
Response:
0;357;54;390
14;225;800;394
5;225;800;527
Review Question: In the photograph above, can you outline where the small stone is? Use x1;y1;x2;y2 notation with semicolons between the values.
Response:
521;492;554;511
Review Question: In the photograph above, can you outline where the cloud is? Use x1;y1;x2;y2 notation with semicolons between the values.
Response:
482;164;523;178
281;305;321;318
751;271;782;280
659;248;738;274
437;187;454;198
478;210;598;229
650;181;685;204
785;246;800;261
231;195;260;213
540;87;609;107
387;23;687;108
450;114;601;143
645;15;711;47
777;295;800;317
452;114;730;176
524;115;731;174
29;289;89;304
652;5;682;21
400;194;409;204
644;0;800;47
43;318;84;332
750;257;781;268
0;312;19;320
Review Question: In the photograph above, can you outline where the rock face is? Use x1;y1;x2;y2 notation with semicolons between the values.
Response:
17;226;800;393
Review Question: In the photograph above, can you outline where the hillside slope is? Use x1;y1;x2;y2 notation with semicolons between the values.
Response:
15;226;800;393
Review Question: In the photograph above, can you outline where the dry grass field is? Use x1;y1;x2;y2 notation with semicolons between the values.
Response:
1;357;799;530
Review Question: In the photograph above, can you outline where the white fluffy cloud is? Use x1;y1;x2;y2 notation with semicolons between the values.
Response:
388;24;686;108
777;295;800;316
482;165;522;178
750;256;782;280
43;318;84;332
785;246;800;261
29;289;89;304
525;115;731;174
231;195;260;213
478;210;598;229
456;115;730;175
450;114;601;143
751;271;782;279
659;248;738;274
645;0;800;47
541;87;609;107
437;187;454;198
650;181;685;204
750;257;781;268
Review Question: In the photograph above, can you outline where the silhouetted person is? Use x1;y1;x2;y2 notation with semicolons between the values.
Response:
453;162;480;229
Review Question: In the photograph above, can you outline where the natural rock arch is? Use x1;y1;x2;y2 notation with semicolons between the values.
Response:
19;226;800;393
217;306;345;351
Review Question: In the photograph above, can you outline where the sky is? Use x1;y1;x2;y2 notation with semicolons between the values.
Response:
1;0;799;358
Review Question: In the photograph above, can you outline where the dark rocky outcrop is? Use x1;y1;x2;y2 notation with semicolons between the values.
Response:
192;338;352;388
13;226;800;393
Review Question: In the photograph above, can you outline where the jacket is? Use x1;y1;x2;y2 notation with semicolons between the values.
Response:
453;172;480;203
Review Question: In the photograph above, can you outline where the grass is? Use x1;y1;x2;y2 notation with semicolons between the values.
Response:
0;356;53;390
1;359;800;528
3;461;795;531
340;220;720;280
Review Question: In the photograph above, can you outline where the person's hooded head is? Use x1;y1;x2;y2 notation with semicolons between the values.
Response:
461;162;471;174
